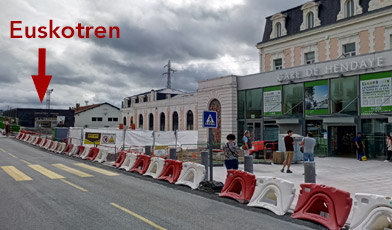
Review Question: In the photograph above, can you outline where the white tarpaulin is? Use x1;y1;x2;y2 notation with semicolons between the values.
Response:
124;130;154;147
68;127;83;146
177;131;198;149
154;131;176;146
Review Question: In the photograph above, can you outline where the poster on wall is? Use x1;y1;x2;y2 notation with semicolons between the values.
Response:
263;86;281;116
305;80;329;115
101;133;116;145
360;72;392;115
84;132;101;145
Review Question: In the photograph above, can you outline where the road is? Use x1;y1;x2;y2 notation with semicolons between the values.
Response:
0;137;322;230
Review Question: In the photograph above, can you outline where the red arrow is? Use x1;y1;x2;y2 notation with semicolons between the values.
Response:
32;48;52;103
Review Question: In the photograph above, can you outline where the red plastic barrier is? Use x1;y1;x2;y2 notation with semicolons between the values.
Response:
84;147;100;161
35;137;42;146
112;151;127;168
291;184;352;230
130;155;151;174
74;146;85;157
17;132;23;140
219;170;256;204
157;159;183;183
53;143;61;152
63;144;74;154
47;141;54;150
40;139;48;147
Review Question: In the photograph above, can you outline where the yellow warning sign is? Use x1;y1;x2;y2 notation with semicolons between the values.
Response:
109;136;114;143
101;133;116;144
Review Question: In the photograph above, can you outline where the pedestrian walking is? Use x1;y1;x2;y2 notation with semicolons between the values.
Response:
4;119;10;137
299;132;317;162
242;130;252;156
355;132;364;160
224;134;240;170
385;135;392;162
281;130;294;173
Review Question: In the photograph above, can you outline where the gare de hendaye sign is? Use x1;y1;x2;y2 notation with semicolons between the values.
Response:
278;56;384;83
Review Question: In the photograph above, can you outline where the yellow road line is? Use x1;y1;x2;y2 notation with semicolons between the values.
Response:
0;148;6;152
60;179;88;192
20;159;32;165
8;153;18;159
73;163;119;176
52;164;93;178
28;165;65;179
1;166;33;181
110;203;167;230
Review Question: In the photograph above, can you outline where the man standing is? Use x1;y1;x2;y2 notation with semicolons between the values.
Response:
242;130;252;156
300;132;317;162
281;130;294;173
355;132;364;160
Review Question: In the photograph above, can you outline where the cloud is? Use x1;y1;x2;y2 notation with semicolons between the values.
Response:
0;0;308;110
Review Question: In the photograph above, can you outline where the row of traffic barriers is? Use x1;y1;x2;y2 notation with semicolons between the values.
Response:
219;169;392;230
15;131;391;229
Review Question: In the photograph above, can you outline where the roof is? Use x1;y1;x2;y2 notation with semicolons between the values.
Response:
126;88;186;99
73;102;120;114
259;0;382;45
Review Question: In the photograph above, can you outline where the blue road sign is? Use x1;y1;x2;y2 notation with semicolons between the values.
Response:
203;111;217;128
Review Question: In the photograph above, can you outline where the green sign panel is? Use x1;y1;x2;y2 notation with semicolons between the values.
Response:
263;86;281;116
360;72;392;115
305;80;329;115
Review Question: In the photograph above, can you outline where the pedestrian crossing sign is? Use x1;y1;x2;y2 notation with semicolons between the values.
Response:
203;111;217;128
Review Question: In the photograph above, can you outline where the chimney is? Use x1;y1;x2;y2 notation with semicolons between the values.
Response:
76;103;80;109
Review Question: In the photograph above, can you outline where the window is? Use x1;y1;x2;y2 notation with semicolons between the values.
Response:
283;83;304;116
238;91;246;120
172;112;179;131
343;43;356;57
160;113;165;131
305;52;315;64
139;114;143;129
92;117;97;122
123;117;126;125
97;117;102;122
246;88;262;119
307;12;314;29
108;117;113;122
148;113;154;131
274;58;283;70
345;0;354;18
113;117;118;122
331;76;358;115
390;34;392;49
276;22;282;38
186;111;194;130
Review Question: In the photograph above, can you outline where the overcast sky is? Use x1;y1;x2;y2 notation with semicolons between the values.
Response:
0;0;307;110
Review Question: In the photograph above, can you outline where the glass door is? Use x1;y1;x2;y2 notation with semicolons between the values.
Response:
328;126;356;157
246;121;262;142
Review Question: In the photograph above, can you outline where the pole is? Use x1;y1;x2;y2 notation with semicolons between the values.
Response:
209;128;213;181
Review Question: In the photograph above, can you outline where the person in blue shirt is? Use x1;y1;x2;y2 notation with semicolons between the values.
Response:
242;130;252;156
355;132;364;160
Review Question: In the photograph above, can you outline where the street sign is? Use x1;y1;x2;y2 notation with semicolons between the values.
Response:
203;111;217;128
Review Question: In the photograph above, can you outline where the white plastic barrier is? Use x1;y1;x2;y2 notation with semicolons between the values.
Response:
68;145;78;156
120;153;138;171
28;136;37;144
247;177;296;216
175;162;206;189
31;136;40;145
39;138;47;148
93;149;109;163
56;143;67;153
350;193;392;230
23;134;31;142
143;157;165;179
49;141;59;152
79;147;90;159
43;140;53;150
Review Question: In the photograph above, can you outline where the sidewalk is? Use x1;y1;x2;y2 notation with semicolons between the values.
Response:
213;157;392;222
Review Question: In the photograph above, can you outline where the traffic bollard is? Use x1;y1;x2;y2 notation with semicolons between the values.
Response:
304;162;316;183
244;155;253;173
145;146;152;156
169;148;177;160
201;151;208;181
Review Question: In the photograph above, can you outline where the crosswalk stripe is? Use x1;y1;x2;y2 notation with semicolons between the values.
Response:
29;165;65;179
73;163;119;176
52;164;93;178
1;166;33;181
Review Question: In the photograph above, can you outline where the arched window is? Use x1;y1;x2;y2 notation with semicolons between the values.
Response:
345;0;354;18
130;116;134;124
138;114;143;129
172;112;179;131
160;112;165;131
149;113;154;131
307;12;314;29
276;22;282;38
186;110;194;130
123;117;127;125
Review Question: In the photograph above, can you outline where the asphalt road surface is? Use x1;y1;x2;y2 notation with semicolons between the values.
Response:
0;137;323;230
